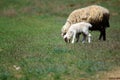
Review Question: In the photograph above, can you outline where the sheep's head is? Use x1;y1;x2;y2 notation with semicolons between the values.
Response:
61;25;67;37
61;21;71;37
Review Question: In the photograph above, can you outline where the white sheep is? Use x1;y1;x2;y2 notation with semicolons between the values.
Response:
63;22;92;44
61;5;110;41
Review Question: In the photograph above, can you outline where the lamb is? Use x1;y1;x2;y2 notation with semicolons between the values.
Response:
63;22;92;44
61;5;110;41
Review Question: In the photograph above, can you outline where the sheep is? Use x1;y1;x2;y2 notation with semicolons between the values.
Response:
61;5;110;41
63;22;92;44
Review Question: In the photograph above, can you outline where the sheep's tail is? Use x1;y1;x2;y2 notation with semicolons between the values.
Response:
88;24;92;28
104;13;110;27
102;18;110;28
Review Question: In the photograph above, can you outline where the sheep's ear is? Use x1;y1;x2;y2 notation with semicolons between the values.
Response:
61;33;65;37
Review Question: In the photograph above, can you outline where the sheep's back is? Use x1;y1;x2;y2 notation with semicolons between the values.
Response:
67;5;110;29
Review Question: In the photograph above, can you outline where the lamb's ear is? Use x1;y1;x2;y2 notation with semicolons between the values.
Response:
63;35;66;39
63;35;65;39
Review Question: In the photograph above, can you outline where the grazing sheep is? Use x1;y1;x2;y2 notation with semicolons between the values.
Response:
63;22;92;44
61;5;110;41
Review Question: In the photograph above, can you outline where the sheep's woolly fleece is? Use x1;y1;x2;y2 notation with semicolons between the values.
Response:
68;5;109;23
62;5;110;34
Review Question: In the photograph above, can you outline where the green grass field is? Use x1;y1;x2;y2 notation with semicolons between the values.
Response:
0;0;120;80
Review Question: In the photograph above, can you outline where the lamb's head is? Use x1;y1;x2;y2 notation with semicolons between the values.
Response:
63;34;71;43
63;31;73;43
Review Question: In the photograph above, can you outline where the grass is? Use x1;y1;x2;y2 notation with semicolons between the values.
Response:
0;0;120;80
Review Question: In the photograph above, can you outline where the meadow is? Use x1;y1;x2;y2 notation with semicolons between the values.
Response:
0;0;120;80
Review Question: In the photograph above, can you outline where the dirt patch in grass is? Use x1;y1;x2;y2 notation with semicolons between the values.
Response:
92;67;120;80
2;8;17;17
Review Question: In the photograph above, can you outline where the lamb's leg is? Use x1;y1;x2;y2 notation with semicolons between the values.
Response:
82;34;86;43
82;30;90;43
88;33;91;43
76;33;81;43
71;31;76;44
99;30;102;40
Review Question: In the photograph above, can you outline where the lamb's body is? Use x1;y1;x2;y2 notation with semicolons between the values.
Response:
61;5;110;41
64;22;92;44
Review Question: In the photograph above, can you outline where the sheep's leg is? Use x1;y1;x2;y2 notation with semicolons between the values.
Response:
99;28;106;41
102;28;106;41
72;31;76;44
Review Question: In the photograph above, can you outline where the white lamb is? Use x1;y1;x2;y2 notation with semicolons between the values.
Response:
63;22;92;44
